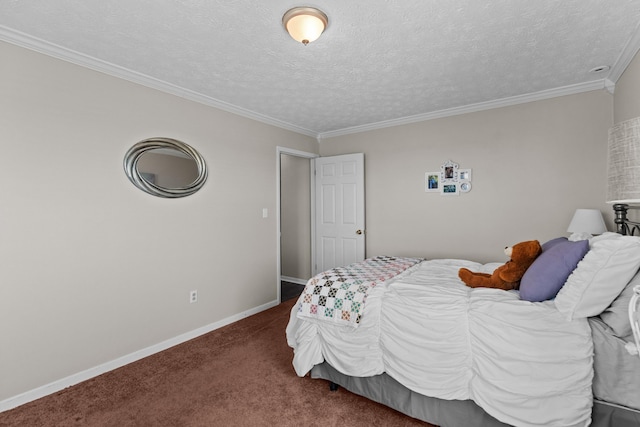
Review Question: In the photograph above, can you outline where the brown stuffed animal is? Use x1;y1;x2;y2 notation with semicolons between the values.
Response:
458;240;542;290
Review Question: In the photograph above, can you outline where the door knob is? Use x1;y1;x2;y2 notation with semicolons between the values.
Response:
356;229;363;235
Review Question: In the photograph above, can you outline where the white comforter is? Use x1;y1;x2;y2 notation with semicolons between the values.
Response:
286;259;594;427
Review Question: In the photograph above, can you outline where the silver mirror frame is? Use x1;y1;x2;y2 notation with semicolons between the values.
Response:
124;137;208;198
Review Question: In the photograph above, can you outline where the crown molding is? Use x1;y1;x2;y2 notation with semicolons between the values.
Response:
3;21;638;143
604;78;616;95
318;80;608;140
607;21;640;84
0;26;317;138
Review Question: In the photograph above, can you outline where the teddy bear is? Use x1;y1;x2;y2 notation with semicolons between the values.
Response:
458;240;542;290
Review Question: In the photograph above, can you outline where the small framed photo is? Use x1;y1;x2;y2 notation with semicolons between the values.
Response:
425;172;439;192
440;160;459;182
459;169;472;181
441;182;459;196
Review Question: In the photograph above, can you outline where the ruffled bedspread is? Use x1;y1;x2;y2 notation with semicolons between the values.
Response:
286;259;593;427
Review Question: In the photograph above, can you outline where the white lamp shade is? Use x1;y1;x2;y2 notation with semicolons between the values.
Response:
567;209;607;234
283;7;328;45
607;116;640;204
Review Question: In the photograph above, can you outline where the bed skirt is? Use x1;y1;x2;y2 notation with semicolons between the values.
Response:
310;362;640;427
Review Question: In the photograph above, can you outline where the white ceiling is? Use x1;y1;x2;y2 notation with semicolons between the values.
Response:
1;1;639;139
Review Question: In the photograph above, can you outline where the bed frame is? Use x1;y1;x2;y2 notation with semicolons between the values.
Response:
613;203;640;236
312;362;640;427
309;204;640;427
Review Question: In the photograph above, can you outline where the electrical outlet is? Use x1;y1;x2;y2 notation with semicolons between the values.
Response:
190;290;198;303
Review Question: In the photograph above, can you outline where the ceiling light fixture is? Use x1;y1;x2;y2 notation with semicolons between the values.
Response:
282;7;328;45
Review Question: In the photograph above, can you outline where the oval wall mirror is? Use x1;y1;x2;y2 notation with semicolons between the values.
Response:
124;137;208;198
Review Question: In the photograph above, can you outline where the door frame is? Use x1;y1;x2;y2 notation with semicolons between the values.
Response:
276;146;319;303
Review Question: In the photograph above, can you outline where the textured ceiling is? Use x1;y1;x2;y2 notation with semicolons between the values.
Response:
1;0;639;139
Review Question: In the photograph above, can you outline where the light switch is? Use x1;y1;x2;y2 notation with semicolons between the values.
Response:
262;208;268;218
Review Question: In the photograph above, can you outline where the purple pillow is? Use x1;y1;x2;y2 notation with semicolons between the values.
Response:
519;239;589;302
541;237;567;251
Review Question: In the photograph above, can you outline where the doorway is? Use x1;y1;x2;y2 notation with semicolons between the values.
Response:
276;147;318;303
276;147;366;303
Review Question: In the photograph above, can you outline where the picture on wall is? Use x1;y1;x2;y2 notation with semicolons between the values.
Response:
425;172;439;192
440;160;459;182
425;160;472;196
444;166;454;179
441;183;459;195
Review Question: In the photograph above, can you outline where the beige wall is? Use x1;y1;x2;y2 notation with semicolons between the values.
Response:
320;90;614;263
614;50;640;123
280;154;312;281
0;40;318;402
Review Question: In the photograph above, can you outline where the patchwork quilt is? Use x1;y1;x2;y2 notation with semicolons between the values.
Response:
296;256;422;327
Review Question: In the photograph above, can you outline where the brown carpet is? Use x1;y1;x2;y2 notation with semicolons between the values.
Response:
0;299;434;427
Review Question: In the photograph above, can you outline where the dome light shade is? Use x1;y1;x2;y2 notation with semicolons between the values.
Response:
283;7;328;45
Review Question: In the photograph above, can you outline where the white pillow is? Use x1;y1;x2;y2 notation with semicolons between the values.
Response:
600;272;640;339
555;234;640;320
589;231;624;244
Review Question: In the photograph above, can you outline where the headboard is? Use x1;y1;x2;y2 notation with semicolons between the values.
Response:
613;203;640;235
613;204;640;360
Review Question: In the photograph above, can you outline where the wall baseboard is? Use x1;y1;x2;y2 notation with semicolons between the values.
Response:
0;299;279;413
281;275;307;285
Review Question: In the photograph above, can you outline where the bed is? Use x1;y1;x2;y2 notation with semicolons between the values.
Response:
286;207;640;427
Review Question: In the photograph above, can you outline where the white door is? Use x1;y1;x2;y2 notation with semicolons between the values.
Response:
314;153;365;274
